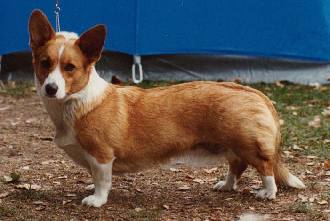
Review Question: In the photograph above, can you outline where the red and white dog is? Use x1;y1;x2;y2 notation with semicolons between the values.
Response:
29;10;305;207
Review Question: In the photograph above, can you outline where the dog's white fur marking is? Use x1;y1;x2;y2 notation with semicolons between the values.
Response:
286;173;306;189
256;176;277;199
82;154;114;207
56;31;79;40
41;45;66;99
213;171;237;191
63;67;109;124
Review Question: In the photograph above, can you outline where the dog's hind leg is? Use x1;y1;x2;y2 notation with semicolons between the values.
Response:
214;150;247;191
240;139;278;200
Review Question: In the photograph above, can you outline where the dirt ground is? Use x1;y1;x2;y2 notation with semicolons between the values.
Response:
0;83;329;221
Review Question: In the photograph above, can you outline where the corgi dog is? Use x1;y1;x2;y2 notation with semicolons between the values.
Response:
29;10;305;207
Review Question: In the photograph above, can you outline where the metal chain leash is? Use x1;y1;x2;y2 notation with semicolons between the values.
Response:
54;0;61;32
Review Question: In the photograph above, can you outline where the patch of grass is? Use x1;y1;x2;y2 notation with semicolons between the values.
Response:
0;204;16;218
127;209;163;221
12;189;51;202
289;202;310;213
0;81;35;97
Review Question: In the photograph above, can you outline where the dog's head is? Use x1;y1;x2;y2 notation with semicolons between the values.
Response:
29;10;106;100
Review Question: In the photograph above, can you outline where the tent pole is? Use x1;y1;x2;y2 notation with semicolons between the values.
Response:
132;55;143;84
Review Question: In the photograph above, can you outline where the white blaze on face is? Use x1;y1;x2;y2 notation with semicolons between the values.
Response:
41;45;66;99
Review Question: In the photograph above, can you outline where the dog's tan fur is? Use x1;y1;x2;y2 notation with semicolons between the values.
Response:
75;81;283;177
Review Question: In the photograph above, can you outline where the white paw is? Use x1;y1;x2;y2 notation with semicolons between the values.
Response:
82;195;107;207
255;188;276;200
213;181;236;191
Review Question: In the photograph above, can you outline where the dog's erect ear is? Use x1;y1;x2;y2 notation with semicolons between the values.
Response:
29;9;55;50
75;25;106;63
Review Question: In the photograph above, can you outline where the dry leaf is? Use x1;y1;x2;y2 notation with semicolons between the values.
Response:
62;200;72;205
3;175;13;183
306;155;317;159
298;194;308;203
58;176;68;179
169;168;179;172
163;204;169;210
324;160;330;170
321;109;330;118
21;166;30;170
193;178;205;184
238;213;270;221
134;207;143;212
309;82;321;89
186;174;195;179
308;116;321;128
0;106;10;111
35;206;46;211
275;81;284;88
292;144;302;150
309;197;315;203
25;118;37;124
0;192;10;198
16;183;41;190
279;119;285;126
41;160;55;165
317;200;328;205
3;172;20;183
287;106;299;110
203;167;218;174
65;193;77;197
178;185;190;191
33;201;47;206
207;177;217;182
135;188;143;193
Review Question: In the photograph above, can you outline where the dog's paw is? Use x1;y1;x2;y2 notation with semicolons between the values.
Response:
213;181;236;191
82;195;107;207
255;188;276;200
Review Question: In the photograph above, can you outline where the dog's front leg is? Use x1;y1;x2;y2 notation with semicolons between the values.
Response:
82;154;114;207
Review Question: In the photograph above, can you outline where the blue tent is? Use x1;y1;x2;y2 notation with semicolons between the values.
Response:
1;0;330;61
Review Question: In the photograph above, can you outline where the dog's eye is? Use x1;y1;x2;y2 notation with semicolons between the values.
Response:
64;63;76;72
40;59;51;69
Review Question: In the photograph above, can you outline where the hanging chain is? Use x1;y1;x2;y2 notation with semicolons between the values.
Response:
54;0;61;32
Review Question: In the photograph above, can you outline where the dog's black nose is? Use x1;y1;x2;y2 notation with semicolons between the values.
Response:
45;83;58;96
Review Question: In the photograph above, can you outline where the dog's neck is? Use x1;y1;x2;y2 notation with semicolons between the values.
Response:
36;67;109;131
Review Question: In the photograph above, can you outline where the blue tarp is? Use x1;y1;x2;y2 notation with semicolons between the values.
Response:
1;1;330;61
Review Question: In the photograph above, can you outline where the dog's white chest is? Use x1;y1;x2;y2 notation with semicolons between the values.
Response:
40;96;89;169
55;130;89;168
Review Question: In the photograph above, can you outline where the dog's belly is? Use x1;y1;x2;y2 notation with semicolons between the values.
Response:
112;144;227;174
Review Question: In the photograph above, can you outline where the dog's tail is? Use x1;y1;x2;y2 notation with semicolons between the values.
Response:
273;131;306;189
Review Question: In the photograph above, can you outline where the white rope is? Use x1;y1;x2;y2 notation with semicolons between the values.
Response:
54;0;61;32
